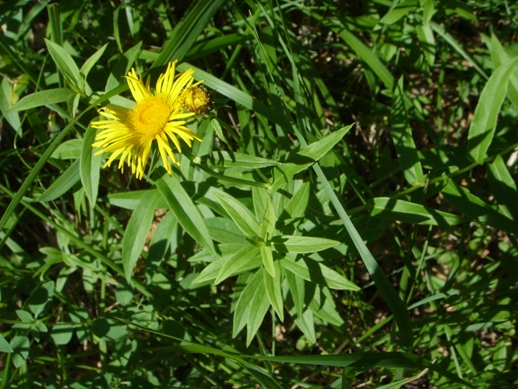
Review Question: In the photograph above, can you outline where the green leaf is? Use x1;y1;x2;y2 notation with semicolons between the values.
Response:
45;38;80;89
370;197;462;226
260;245;275;278
206;151;278;169
38;158;81;202
80;126;102;206
259;197;276;241
467;57;518;163
8;88;76;112
204;217;245;243
391;77;425;186
155;172;216;256
283;182;310;219
263;262;284;321
215;245;261;284
28;281;55;317
246;270;271;346
487;155;518;221
51;323;75;345
115;277;134;305
122;190;162;282
233;271;262;338
0;77;21;134
281;258;360;291
107;189;168;210
294;309;316;344
271;125;352;191
80;42;108;79
0;333;13;353
441;179;518;234
214;191;261;237
51;139;83;159
286;270;305;318
11;336;30;368
309;287;343;326
273;235;340;253
379;0;417;24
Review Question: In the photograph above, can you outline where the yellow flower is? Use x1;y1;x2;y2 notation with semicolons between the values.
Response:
92;61;202;179
183;85;212;115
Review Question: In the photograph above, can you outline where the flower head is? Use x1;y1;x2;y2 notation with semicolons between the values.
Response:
92;61;203;179
183;85;212;115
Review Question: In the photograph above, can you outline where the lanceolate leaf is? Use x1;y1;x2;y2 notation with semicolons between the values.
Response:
8;88;76;112
391;77;425;186
263;262;284;321
273;235;340;253
215;191;261;237
38;159;80;202
467;57;518;164
80;126;102;206
487;155;518;221
156;172;216;256
122;190;161;282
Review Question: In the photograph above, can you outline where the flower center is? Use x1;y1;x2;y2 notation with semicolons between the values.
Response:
129;96;170;137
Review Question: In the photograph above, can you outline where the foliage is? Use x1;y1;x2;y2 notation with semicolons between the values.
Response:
1;0;518;387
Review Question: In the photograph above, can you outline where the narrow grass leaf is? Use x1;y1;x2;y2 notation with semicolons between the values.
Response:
379;0;417;25
155;172;216;256
467;57;518;163
38;159;80;202
80;126;101;205
9;88;75;112
441;179;518;234
214;191;261;237
392;77;425;186
370;197;462;226
121;190;161;282
487;155;518;221
206;151;278;169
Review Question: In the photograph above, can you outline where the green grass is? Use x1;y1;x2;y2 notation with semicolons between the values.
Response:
1;0;518;387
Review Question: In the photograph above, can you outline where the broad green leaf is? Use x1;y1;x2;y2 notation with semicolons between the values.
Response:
0;333;13;353
80;126;102;205
38;159;80;202
115;277;134;305
467;58;518;163
260;245;275;278
370;197;462;226
11;335;30;368
487;155;518;221
271;125;352;192
28;281;55;318
215;245;261;284
215;191;261;237
281;258;360;291
379;0;417;24
204;217;245;243
16;310;33;323
45;39;81;89
156;172;216;255
247;270;271;346
273;235;340;253
51;323;75;345
122;190;162;282
52;139;83;159
263;262;284;321
206;151;278;169
392;77;425;186
8;88;76;112
441;179;518;234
